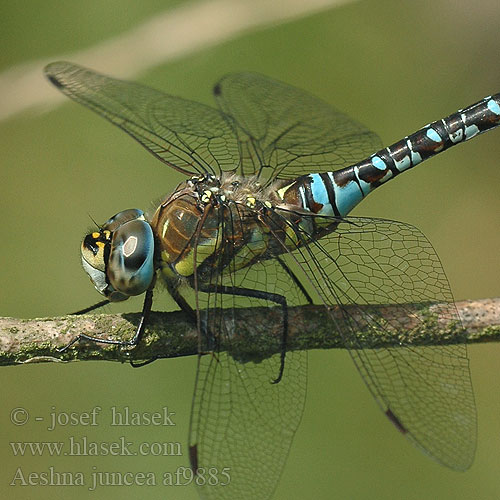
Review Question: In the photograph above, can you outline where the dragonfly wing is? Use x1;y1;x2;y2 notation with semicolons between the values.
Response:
187;254;308;499
213;72;382;181
45;62;240;176
189;347;306;499
287;216;476;470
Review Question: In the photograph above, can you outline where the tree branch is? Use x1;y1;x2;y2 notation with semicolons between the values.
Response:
1;298;498;366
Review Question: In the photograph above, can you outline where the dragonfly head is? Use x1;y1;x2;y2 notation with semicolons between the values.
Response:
81;209;155;302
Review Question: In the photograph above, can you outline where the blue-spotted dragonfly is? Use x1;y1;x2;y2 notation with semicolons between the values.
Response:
45;62;500;499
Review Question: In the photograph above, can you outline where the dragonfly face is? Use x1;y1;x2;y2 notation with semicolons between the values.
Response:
81;208;155;302
45;61;500;500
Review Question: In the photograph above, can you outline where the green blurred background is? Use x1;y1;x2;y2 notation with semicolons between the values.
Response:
1;0;499;498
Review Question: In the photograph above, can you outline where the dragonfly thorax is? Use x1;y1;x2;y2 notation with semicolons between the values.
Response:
81;208;155;302
151;174;274;280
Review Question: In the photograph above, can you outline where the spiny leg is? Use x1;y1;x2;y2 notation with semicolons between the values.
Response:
132;281;198;368
167;281;197;324
275;255;313;305
59;282;155;353
71;299;110;315
198;283;288;384
130;280;209;367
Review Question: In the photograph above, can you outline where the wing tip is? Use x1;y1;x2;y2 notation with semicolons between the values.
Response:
189;444;199;474
43;61;77;87
385;408;408;434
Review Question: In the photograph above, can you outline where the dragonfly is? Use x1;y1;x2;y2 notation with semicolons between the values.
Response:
45;61;500;499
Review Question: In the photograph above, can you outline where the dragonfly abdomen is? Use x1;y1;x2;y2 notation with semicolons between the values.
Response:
352;93;500;184
278;93;500;221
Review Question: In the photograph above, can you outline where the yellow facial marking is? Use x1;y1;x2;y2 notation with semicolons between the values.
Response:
96;241;105;249
92;232;100;239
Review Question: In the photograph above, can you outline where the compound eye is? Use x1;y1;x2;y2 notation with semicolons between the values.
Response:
103;208;145;232
80;209;154;301
107;219;155;296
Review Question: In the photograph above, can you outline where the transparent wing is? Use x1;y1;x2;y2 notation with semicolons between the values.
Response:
187;209;475;500
44;62;241;176
285;215;476;470
185;216;308;499
213;72;382;181
45;64;382;182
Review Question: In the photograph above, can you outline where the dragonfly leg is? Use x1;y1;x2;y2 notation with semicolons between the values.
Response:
59;282;154;354
198;283;289;384
70;299;110;315
131;281;198;367
275;255;313;305
168;284;197;323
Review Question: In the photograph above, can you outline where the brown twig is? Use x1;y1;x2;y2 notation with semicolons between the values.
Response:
0;298;498;366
